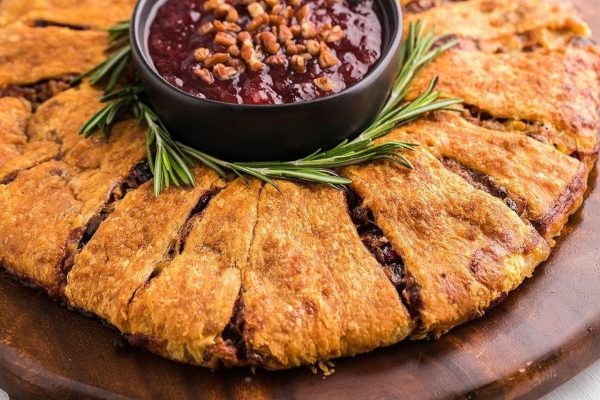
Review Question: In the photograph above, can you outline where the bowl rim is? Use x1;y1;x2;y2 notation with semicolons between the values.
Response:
131;0;403;109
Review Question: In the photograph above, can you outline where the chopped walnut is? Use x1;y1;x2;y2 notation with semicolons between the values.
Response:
214;20;242;32
278;24;293;43
194;67;215;84
215;31;237;47
269;15;287;26
241;46;265;71
318;42;339;68
229;58;247;74
285;40;301;55
247;13;269;31
248;2;266;18
301;21;318;39
238;31;253;47
291;54;306;72
271;4;283;14
322;25;344;42
198;22;214;34
306;39;320;55
290;24;302;37
314;76;334;91
204;52;232;67
213;63;239;80
194;47;211;62
204;0;224;11
192;0;348;80
227;44;241;56
296;4;311;22
266;54;288;67
259;31;281;54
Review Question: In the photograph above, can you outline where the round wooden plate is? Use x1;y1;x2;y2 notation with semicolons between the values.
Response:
1;2;600;399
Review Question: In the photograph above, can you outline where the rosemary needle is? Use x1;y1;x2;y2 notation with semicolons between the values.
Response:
78;20;461;195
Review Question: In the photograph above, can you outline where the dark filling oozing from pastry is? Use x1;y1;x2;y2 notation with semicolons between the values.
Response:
148;0;382;104
440;157;528;217
462;104;556;147
346;188;422;320
0;76;76;110
59;162;153;283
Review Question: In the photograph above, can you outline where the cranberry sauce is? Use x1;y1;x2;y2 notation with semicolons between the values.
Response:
148;0;383;104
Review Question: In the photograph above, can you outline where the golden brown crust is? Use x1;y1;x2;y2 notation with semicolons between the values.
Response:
0;97;31;168
0;0;136;29
127;180;261;367
65;169;222;330
409;47;600;155
405;0;589;42
392;111;588;238
0;160;82;293
343;149;550;338
0;0;597;371
242;182;412;369
0;24;106;87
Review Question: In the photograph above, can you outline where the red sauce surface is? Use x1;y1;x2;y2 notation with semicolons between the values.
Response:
148;0;383;104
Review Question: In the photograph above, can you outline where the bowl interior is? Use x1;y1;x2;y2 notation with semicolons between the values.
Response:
132;0;403;109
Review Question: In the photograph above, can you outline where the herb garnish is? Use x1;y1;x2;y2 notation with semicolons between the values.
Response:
76;20;460;195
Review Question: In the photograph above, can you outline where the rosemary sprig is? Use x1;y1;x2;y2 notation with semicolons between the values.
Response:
71;21;131;92
77;20;461;195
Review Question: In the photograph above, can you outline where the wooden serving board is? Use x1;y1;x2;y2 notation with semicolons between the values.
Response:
1;2;600;399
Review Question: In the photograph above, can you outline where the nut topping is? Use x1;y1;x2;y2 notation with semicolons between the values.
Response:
290;54;306;72
194;47;211;62
278;24;293;43
204;52;232;67
213;63;239;80
301;21;318;39
313;76;334;91
318;42;339;68
214;31;237;47
259;31;281;54
188;0;350;96
198;22;214;34
194;67;215;84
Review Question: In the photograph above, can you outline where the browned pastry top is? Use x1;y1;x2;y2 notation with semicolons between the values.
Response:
0;0;598;370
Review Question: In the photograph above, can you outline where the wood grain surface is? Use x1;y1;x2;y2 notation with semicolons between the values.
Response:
1;1;599;399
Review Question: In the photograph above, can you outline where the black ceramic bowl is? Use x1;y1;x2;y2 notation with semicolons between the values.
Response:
131;0;403;161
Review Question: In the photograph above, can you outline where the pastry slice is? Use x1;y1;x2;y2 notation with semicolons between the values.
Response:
0;160;83;293
343;148;550;338
404;0;589;51
409;48;600;158
0;118;146;294
0;24;106;87
0;83;110;183
242;182;413;369
127;180;261;367
65;169;223;330
391;111;587;239
0;0;135;29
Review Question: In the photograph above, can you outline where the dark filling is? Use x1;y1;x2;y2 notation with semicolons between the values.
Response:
440;157;528;217
0;76;75;110
147;188;220;284
463;104;553;145
148;0;382;104
346;188;422;319
216;296;247;363
32;20;89;30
